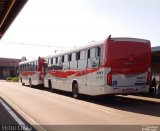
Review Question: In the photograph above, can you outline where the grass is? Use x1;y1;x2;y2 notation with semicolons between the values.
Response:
6;77;19;82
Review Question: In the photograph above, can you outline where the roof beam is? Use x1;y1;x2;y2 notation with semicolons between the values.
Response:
0;0;28;39
0;0;16;28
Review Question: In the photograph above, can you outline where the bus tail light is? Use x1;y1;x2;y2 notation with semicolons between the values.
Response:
107;71;112;86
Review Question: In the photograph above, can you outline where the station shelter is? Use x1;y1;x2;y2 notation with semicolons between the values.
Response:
151;46;160;89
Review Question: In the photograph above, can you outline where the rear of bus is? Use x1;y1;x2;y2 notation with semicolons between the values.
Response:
104;37;151;95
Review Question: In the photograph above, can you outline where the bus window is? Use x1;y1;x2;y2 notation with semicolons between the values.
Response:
54;56;63;70
56;57;58;64
27;63;29;71
87;47;100;68
32;62;34;71
63;54;70;70
64;55;68;62
70;52;77;69
53;58;56;65
29;62;31;71
80;50;86;60
47;59;49;65
58;56;62;65
90;48;96;58
48;58;51;66
71;53;76;61
34;61;37;71
78;50;87;69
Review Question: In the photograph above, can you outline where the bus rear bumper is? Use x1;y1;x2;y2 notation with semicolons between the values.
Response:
84;85;150;96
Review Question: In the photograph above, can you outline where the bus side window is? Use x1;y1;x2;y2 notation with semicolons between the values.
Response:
48;59;50;65
78;50;87;69
87;47;100;68
57;56;63;70
27;63;29;71
63;54;70;70
34;61;37;71
24;64;26;71
32;62;34;71
56;57;58;64
70;52;77;69
29;62;31;71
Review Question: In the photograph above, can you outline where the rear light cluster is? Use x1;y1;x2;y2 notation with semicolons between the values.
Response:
107;71;112;86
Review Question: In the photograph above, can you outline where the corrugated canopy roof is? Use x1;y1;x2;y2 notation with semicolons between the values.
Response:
0;0;28;39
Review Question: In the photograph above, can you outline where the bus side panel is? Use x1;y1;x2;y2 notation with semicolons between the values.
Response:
20;71;43;85
78;68;112;96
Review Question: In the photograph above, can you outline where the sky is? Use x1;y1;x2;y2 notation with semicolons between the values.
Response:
0;0;160;60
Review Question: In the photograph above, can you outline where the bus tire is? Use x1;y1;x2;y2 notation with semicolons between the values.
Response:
29;79;32;88
72;83;79;99
20;78;25;86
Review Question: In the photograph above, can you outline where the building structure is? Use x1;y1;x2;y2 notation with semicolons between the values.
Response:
0;57;20;79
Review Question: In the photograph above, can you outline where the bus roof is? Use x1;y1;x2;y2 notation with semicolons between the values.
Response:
19;59;38;65
19;57;45;65
46;37;150;59
46;40;104;58
110;37;150;44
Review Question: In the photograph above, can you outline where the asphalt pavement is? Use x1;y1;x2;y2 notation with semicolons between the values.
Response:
0;97;35;131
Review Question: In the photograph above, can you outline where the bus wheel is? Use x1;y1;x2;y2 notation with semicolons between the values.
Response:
29;79;32;88
72;83;79;99
21;78;24;86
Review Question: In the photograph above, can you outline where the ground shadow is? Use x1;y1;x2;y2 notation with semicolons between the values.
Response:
28;85;160;117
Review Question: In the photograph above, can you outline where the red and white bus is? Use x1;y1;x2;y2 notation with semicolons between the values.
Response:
44;36;151;98
19;57;46;87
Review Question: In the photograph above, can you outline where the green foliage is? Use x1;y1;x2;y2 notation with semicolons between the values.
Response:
6;77;12;81
6;77;19;82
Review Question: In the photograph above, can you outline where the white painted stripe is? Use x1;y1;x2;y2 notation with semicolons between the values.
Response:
0;99;31;131
1;96;46;131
